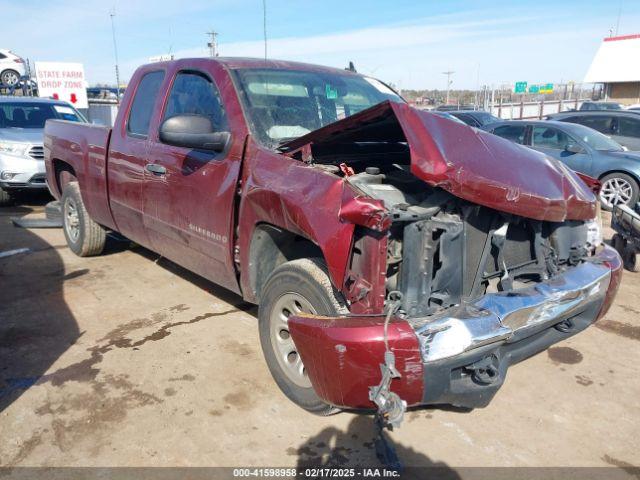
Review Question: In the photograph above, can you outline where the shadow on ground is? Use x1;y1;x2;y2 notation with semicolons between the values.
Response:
294;415;460;479
0;192;79;413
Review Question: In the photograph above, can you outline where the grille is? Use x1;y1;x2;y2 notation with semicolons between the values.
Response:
28;145;44;160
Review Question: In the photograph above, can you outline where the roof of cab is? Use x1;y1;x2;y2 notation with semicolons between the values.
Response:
149;57;361;76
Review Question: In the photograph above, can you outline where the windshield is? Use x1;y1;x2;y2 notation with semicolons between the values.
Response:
573;124;623;151
232;68;404;148
0;102;85;129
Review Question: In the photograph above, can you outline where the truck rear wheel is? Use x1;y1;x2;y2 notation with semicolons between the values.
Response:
258;258;347;415
61;182;106;257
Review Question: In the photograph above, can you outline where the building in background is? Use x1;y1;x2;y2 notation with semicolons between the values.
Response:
584;34;640;105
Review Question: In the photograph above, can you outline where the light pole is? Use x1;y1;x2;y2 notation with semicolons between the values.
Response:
442;70;454;105
109;8;121;101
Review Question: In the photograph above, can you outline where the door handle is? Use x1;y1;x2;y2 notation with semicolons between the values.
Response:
145;163;166;176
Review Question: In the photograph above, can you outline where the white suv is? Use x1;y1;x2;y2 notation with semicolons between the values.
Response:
0;49;26;86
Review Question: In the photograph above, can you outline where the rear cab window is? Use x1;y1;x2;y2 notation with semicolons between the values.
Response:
127;71;165;138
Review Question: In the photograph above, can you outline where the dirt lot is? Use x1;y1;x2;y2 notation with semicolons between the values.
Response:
0;194;639;472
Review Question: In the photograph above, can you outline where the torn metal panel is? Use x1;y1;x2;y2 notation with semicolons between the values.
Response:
283;101;597;222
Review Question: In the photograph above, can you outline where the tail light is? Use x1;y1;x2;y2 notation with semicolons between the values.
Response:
13;58;24;64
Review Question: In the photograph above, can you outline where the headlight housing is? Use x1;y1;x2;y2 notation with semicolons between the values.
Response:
0;141;29;157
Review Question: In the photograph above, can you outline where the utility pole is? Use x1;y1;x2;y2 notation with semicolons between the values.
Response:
109;8;121;100
206;31;219;57
442;70;454;105
262;0;268;60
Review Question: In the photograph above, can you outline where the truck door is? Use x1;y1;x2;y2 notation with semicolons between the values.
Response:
107;70;165;248
142;68;241;293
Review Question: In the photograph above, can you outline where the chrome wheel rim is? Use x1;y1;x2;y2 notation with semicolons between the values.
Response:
600;177;633;208
64;197;80;243
270;292;316;388
2;71;19;86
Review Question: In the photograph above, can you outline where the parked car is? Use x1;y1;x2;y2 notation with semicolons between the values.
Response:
579;101;623;111
447;110;501;128
431;111;467;124
0;97;86;205
44;58;621;424
485;120;640;210
547;111;640;151
434;104;475;111
0;49;26;86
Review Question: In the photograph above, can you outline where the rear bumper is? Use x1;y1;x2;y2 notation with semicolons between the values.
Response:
288;245;622;410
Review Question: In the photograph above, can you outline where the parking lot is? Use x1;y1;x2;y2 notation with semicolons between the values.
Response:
0;193;638;471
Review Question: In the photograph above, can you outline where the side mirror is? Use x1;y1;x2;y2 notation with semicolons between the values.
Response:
159;114;229;152
564;143;584;154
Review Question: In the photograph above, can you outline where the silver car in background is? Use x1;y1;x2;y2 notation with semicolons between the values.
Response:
0;97;86;205
0;49;27;86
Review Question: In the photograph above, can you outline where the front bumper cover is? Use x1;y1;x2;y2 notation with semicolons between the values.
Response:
288;245;622;410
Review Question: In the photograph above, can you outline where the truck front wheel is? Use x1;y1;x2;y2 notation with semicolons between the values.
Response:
61;182;106;257
258;258;347;415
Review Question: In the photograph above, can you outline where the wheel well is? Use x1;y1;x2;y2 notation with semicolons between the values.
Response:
52;160;77;196
248;224;324;302
598;170;640;187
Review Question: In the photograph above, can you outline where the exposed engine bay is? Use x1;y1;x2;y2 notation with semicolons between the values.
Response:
309;142;600;319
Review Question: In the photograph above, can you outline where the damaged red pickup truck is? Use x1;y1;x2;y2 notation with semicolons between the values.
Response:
44;58;622;424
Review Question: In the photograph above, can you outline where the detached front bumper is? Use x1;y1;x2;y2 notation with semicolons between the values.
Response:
288;245;622;410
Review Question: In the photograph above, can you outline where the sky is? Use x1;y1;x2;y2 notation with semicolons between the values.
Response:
3;0;639;90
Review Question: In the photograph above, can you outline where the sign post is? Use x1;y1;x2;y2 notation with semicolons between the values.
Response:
34;62;88;109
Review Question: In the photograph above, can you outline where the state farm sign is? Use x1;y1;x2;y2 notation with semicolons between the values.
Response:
34;62;88;109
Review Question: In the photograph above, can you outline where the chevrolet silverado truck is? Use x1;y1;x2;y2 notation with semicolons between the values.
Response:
44;58;623;423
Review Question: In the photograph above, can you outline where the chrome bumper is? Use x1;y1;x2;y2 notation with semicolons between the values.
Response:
414;259;612;363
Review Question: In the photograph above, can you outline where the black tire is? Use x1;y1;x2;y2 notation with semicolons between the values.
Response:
623;245;640;273
1;69;20;86
599;173;639;211
0;188;12;206
61;182;106;257
612;233;626;256
258;258;347;415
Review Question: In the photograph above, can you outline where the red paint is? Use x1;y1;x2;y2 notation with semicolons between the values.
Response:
603;33;640;42
287;314;424;408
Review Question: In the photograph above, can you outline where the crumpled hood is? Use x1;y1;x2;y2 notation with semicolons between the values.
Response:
283;101;597;222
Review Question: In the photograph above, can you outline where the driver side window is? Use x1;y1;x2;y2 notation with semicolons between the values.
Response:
532;126;574;150
163;71;228;132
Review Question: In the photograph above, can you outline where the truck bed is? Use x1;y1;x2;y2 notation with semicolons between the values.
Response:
44;120;115;230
